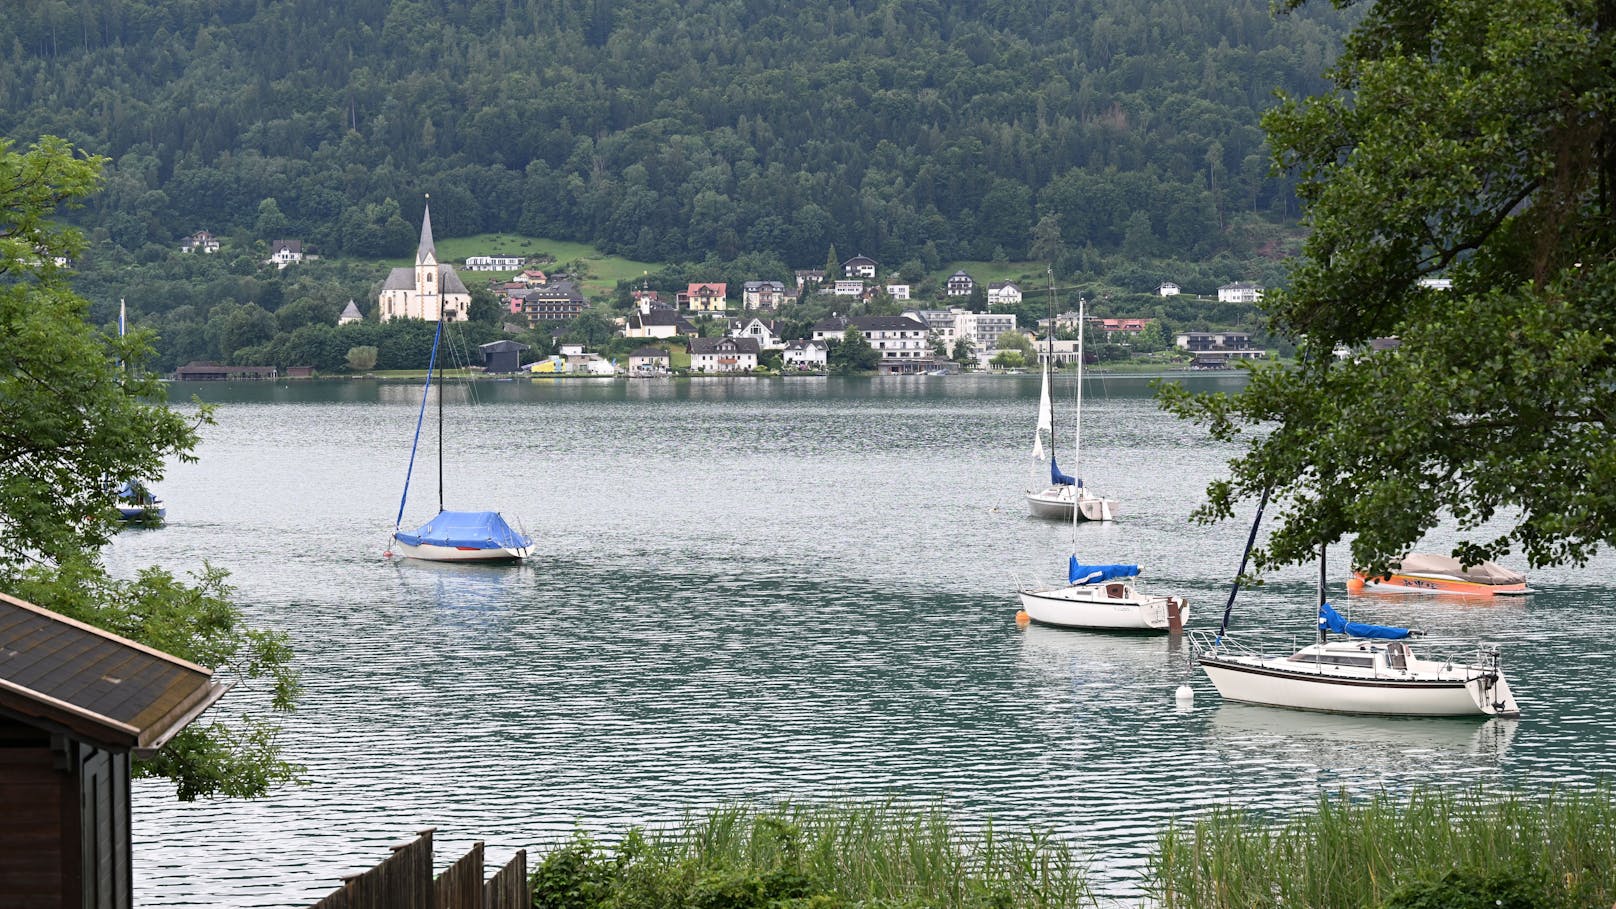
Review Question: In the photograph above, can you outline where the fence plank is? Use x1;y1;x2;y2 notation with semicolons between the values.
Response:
484;849;529;909
434;841;484;909
307;829;435;909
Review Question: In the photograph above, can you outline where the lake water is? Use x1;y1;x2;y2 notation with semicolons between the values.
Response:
108;374;1616;906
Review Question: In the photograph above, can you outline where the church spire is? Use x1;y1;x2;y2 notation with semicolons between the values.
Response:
416;195;435;265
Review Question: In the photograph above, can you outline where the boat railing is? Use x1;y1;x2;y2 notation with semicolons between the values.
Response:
1187;629;1263;658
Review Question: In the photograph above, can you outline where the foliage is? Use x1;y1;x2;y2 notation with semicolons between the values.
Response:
1149;786;1616;909
531;802;1089;909
0;136;300;800
1159;0;1616;573
346;345;379;371
828;328;880;374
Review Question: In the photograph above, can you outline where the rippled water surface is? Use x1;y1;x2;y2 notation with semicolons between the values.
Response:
111;375;1616;906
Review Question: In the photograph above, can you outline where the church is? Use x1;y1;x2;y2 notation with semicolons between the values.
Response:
378;200;471;322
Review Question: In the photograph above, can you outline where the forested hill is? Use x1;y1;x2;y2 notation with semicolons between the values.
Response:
1;0;1352;269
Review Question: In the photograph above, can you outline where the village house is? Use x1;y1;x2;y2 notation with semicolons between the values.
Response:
465;254;525;271
742;280;788;310
987;281;1022;306
632;289;671;313
1094;317;1153;339
689;336;760;372
957;311;1017;354
267;239;303;268
946;270;977;296
1176;330;1266;367
833;279;865;297
337;300;363;325
885;283;911;300
179;230;220;253
478;340;528;373
628;346;671;374
624;309;698;339
842;254;878;278
1217;281;1264;303
782;338;829;370
812;314;933;373
904;308;957;355
728;317;787;350
794;269;825;290
379;205;470;322
1035;338;1085;367
680;282;728;312
514;280;585;326
516;269;549;285
1158;281;1181;296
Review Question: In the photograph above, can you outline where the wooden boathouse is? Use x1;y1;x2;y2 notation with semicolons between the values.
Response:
0;592;232;908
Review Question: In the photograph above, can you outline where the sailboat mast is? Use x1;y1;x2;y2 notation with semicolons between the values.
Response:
1046;268;1056;444
1074;293;1085;477
1317;544;1328;643
437;330;445;514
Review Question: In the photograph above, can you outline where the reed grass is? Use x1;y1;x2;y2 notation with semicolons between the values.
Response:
1149;786;1616;909
531;801;1091;909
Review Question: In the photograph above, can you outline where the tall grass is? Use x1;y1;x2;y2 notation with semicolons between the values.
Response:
531;801;1091;909
1150;786;1616;909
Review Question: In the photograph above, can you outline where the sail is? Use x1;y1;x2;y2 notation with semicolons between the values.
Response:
1317;601;1414;640
394;510;531;550
1033;364;1052;459
1069;555;1140;585
1050;454;1077;486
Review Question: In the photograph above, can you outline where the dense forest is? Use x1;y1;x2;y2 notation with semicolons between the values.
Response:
1;0;1353;367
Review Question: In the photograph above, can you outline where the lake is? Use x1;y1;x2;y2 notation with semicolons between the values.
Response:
107;374;1616;906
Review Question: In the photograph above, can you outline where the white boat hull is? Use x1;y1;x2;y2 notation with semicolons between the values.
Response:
1197;651;1519;717
1025;486;1120;521
391;537;530;563
1019;584;1186;631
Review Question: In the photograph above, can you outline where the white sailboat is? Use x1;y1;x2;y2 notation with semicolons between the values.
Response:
1192;503;1521;717
1018;556;1188;631
388;298;530;563
1025;284;1119;521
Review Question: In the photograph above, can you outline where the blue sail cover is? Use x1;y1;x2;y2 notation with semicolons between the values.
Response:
1069;555;1141;585
115;479;157;505
1050;454;1079;487
1317;601;1414;640
395;510;531;550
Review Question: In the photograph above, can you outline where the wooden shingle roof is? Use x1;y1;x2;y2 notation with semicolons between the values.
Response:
0;592;231;756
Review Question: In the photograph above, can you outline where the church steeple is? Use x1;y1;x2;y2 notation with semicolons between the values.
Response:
416;196;437;266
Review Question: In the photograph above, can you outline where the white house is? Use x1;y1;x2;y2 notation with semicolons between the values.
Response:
987;281;1022;306
1217;281;1264;303
955;311;1017;353
180;230;220;254
782;339;828;370
811;315;932;374
465;255;524;271
267;239;303;269
842;255;878;278
742;280;788;310
1157;281;1181;297
690;336;760;372
833;279;866;297
885;283;911;300
904;308;957;356
728;317;787;350
628;346;671;374
378;205;470;322
625;309;697;339
946;271;976;296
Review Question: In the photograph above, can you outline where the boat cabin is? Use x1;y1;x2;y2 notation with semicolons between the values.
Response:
1286;640;1413;672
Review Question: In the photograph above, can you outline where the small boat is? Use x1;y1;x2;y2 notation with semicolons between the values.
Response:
1018;556;1187;632
1348;553;1531;597
389;203;531;564
113;479;165;522
1025;278;1118;521
1193;513;1520;717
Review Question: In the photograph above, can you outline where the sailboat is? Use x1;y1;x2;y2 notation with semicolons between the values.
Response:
1190;496;1521;717
113;299;166;523
1348;553;1532;597
1017;555;1188;631
1025;283;1119;521
388;316;531;563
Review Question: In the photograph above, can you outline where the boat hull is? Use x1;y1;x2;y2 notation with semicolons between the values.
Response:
1350;573;1531;597
1019;586;1185;632
391;537;529;563
1198;655;1518;717
1025;486;1120;522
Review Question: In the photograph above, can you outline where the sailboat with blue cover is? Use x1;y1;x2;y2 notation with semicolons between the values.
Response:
1025;287;1119;521
1191;502;1520;716
388;204;530;563
1018;555;1188;631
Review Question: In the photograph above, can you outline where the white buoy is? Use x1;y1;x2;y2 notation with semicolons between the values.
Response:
1175;685;1194;704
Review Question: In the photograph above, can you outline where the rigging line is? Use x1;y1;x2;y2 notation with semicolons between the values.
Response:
395;317;445;531
1216;485;1272;642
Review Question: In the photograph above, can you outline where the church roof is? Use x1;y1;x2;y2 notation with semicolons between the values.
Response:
417;201;436;264
339;300;362;321
382;265;468;294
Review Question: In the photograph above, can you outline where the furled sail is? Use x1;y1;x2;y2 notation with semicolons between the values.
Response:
1069;556;1140;585
1317;601;1415;640
1050;454;1078;487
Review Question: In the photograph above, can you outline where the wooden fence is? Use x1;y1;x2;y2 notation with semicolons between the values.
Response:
309;829;529;909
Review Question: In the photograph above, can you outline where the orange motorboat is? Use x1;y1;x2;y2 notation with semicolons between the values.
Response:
1348;553;1531;597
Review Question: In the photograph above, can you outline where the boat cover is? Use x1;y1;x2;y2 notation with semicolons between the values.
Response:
1317;601;1413;640
1050;454;1079;487
394;510;530;550
1391;553;1526;585
1069;555;1140;585
115;480;158;505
